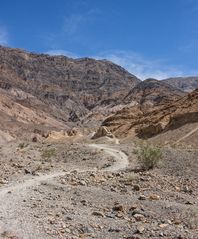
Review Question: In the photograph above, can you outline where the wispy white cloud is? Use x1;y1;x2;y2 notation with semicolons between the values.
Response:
93;50;185;80
63;9;100;37
0;25;8;45
44;9;101;49
63;14;84;36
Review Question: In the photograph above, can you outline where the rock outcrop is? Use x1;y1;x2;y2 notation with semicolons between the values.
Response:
0;46;140;136
102;89;198;138
124;78;186;107
0;46;140;120
163;77;198;92
92;126;114;139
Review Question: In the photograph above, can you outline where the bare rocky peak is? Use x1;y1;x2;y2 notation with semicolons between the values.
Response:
0;46;140;110
0;46;140;136
1;45;198;139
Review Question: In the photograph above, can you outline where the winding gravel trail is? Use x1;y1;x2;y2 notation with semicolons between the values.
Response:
0;143;128;238
89;144;129;172
175;126;198;144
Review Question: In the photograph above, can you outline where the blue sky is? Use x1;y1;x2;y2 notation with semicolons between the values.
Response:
0;0;198;79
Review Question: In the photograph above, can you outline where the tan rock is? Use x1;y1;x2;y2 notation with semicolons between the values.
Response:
91;126;114;139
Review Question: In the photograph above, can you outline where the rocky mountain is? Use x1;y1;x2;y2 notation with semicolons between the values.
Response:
0;46;140;135
102;89;198;138
81;78;187;127
0;87;67;138
1;45;198;141
163;76;198;92
124;78;186;107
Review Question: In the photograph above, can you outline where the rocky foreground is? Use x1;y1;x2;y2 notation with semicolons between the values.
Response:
0;137;197;239
0;46;197;239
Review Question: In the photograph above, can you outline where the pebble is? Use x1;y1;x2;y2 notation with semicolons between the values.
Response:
65;228;71;233
159;223;169;228
137;225;145;234
112;204;124;212
138;195;146;200
133;214;145;222
108;228;121;232
79;180;86;186
92;211;105;217
149;194;160;200
133;184;140;191
0;179;8;184
24;168;31;174
129;204;138;210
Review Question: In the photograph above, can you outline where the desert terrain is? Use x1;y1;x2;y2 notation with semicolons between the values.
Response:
0;46;197;239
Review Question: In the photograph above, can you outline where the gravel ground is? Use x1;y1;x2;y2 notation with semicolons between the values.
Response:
0;138;197;239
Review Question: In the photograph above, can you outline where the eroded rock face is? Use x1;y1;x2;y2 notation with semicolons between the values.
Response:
102;89;198;138
0;46;141;137
124;78;186;107
92;126;114;139
67;128;79;136
163;77;198;92
0;46;140;119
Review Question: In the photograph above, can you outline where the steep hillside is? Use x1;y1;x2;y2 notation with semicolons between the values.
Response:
124;78;185;107
81;78;186;127
0;46;141;137
163;76;198;92
0;46;140;121
0;88;68;138
102;89;198;139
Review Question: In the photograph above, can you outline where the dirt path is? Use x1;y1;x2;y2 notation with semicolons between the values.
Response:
175;126;198;144
0;143;128;238
88;144;129;172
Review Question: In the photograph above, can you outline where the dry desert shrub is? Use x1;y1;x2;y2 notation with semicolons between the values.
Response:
41;148;56;162
137;142;162;170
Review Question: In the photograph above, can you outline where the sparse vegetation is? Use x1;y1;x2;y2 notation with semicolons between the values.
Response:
137;142;162;170
41;148;56;161
126;172;138;182
18;142;29;149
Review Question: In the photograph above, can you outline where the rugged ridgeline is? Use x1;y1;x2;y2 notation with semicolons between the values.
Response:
0;46;140;136
123;78;185;107
162;76;198;92
1;45;198;141
102;88;198;139
80;78;186;127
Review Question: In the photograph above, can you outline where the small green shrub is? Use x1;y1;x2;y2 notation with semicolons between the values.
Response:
137;143;162;170
41;148;56;161
18;142;28;149
126;172;137;182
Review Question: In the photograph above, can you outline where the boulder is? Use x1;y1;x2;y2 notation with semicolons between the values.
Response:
92;126;114;139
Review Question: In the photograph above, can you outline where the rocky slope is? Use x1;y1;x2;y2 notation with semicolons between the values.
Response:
163;76;198;92
0;46;140;137
0;87;68;139
0;138;197;239
102;89;198;139
124;78;185;107
81;78;186;128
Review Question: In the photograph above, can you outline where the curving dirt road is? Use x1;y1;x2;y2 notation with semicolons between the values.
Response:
88;144;129;172
0;143;128;238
